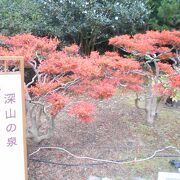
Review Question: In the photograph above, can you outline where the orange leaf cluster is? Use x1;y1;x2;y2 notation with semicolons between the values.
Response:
0;33;59;65
48;93;69;116
63;44;79;55
109;33;155;54
109;30;180;54
28;81;61;96
38;51;102;78
70;81;90;94
38;51;78;74
115;58;140;70
153;83;173;96
89;80;117;99
170;75;180;88
157;62;175;74
68;101;95;122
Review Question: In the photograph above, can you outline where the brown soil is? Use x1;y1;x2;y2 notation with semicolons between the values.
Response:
28;93;180;180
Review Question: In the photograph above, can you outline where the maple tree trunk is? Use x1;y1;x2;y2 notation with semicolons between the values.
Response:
26;101;54;143
135;91;159;124
136;90;168;125
144;81;169;124
145;93;158;124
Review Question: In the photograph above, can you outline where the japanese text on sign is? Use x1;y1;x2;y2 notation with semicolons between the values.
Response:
0;73;27;180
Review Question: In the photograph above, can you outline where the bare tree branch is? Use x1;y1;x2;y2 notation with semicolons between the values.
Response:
27;74;38;87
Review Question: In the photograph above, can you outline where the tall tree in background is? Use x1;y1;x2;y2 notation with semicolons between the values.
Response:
0;0;149;54
40;0;149;54
0;0;44;35
148;0;180;30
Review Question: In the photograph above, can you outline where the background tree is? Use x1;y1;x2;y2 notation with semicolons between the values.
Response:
40;0;149;54
0;0;149;54
148;0;180;30
109;30;180;124
0;0;44;36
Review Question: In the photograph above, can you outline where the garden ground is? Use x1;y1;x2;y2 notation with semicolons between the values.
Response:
28;93;180;180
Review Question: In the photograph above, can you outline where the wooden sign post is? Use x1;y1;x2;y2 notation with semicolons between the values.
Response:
0;56;28;180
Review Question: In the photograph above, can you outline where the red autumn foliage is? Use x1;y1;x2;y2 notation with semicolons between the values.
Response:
157;62;175;74
68;101;95;122
28;81;61;96
170;75;180;88
109;30;180;54
1;34;141;122
0;33;59;65
153;83;173;96
38;51;78;74
109;30;180;98
89;80;117;99
48;93;69;116
1;30;179;127
109;30;180;124
63;44;79;54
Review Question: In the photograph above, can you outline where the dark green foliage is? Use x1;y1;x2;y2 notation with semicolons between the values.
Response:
148;0;180;30
40;0;149;54
0;0;44;35
0;0;149;54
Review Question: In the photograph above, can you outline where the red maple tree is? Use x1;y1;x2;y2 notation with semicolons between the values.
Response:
0;31;179;141
0;34;140;142
109;30;180;124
